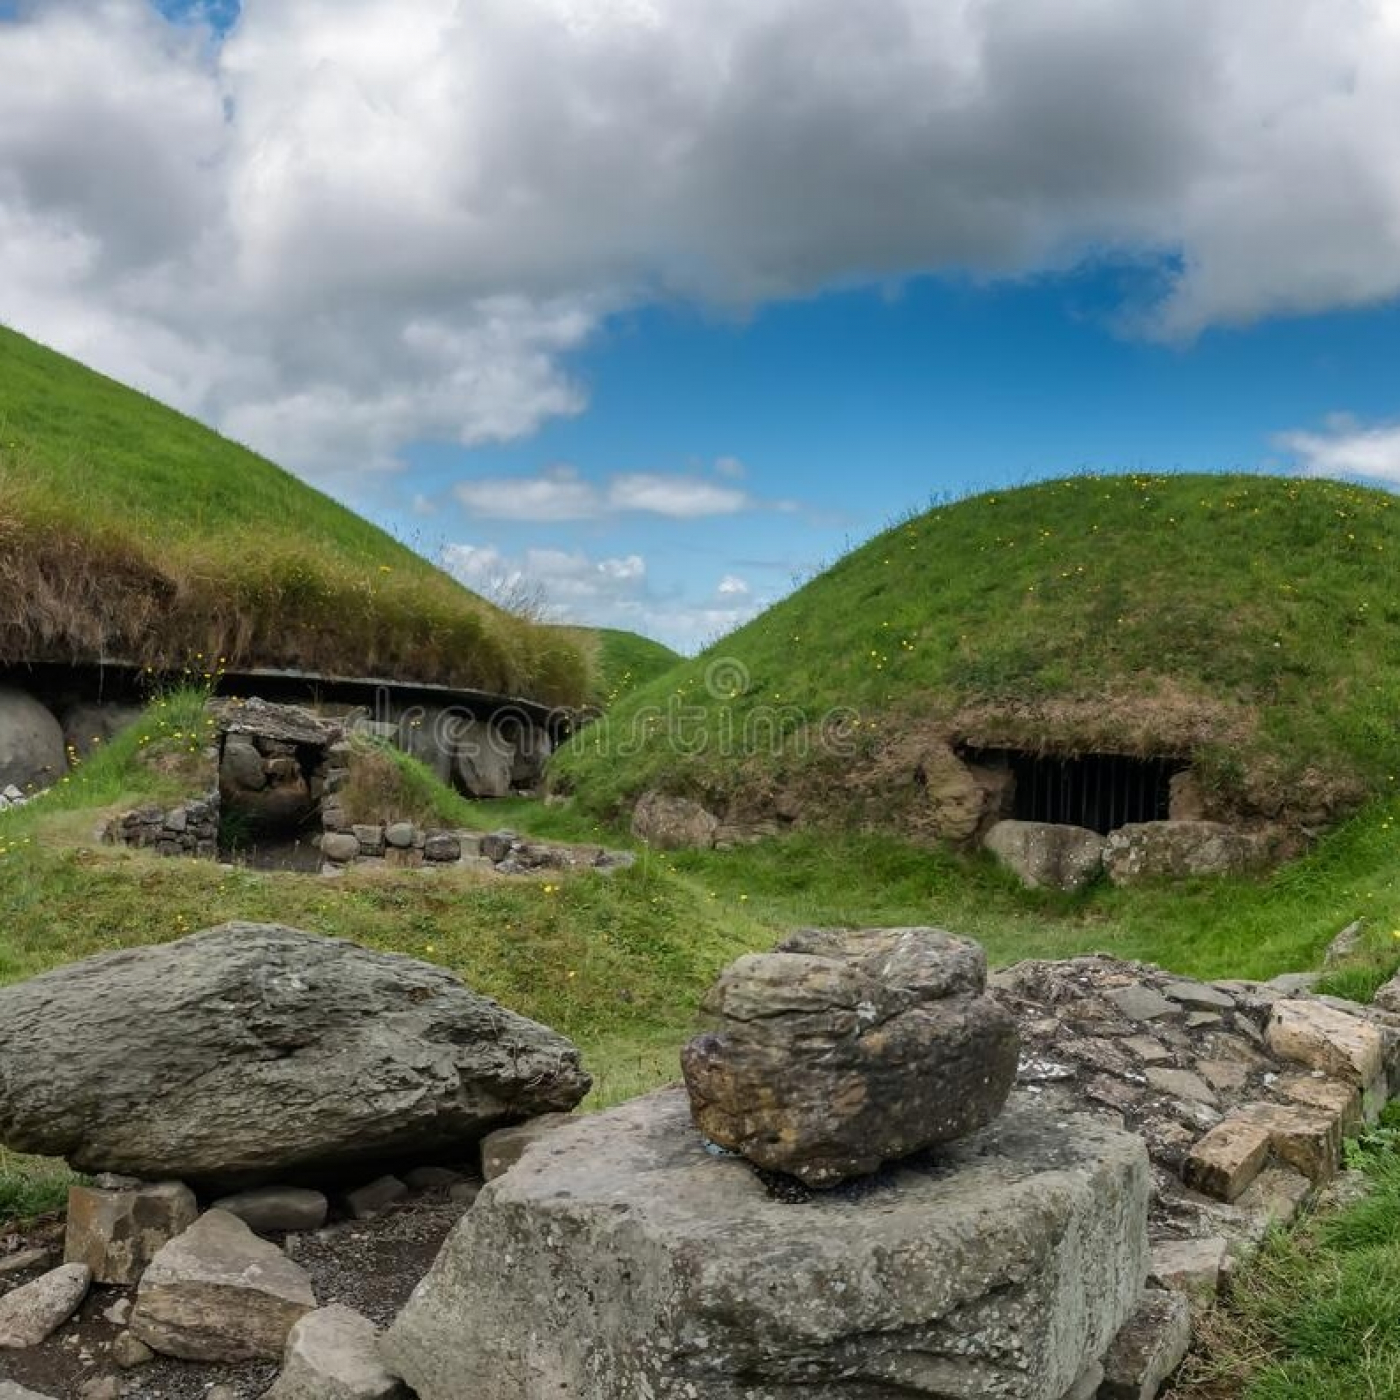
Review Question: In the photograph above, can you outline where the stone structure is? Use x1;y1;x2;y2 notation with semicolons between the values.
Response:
1102;822;1275;886
985;820;1107;891
0;923;592;1185
384;1088;1149;1400
214;697;343;833
682;927;1019;1185
105;793;219;858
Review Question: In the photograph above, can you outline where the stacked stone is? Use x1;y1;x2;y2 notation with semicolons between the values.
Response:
106;793;219;858
319;822;634;878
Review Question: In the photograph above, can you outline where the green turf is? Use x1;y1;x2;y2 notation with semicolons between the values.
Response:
553;472;1400;824
0;324;590;704
577;627;684;703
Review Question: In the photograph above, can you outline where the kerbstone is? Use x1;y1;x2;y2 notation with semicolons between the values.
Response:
383;1087;1150;1400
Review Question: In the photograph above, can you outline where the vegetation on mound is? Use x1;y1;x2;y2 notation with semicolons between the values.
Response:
568;626;684;705
554;473;1400;828
0;326;589;705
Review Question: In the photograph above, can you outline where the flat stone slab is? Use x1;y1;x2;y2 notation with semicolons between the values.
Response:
384;1088;1150;1400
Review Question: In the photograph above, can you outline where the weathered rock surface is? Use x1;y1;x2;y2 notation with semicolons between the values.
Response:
0;923;592;1185
0;687;65;793
0;1263;91;1348
630;791;720;850
64;1178;199;1285
480;1114;579;1181
450;716;513;798
130;1210;316;1362
0;1384;58;1399
384;1087;1150;1400
1102;821;1270;886
210;1186;329;1235
682;927;1018;1185
984;819;1106;892
265;1304;409;1400
1099;1289;1191;1400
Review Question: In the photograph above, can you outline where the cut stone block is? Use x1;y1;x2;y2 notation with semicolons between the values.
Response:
1267;999;1384;1087
1231;1101;1341;1184
384;1088;1150;1400
64;1179;199;1285
1183;1116;1271;1202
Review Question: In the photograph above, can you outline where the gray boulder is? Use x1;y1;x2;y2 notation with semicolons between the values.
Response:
265;1304;409;1400
0;923;591;1186
131;1210;315;1362
682;928;1018;1185
383;1087;1150;1400
0;687;65;793
60;702;143;762
984;820;1106;892
1102;821;1271;886
449;716;513;798
631;791;720;850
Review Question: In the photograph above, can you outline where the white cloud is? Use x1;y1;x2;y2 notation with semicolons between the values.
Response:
9;0;1400;479
441;539;763;650
717;574;751;597
453;465;766;521
1276;416;1400;485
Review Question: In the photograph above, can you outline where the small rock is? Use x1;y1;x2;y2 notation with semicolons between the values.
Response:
1160;980;1235;1011
65;1178;199;1285
211;1186;329;1235
422;833;462;863
0;1247;51;1276
103;1298;132;1327
1268;999;1385;1086
264;1304;410;1399
341;1176;408;1220
1144;1068;1217;1107
1149;1235;1229;1299
131;1209;316;1362
384;821;416;849
112;1329;154;1368
1184;1115;1272;1202
352;824;385;856
1105;985;1180;1022
1099;1287;1192;1400
1324;919;1366;966
0;1263;92;1348
77;1379;120;1400
320;832;361;863
481;1116;578;1181
0;1383;58;1399
629;793;719;851
448;1180;482;1208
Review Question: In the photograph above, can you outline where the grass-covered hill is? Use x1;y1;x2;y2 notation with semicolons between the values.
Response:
0;326;591;705
569;627;683;705
554;472;1400;828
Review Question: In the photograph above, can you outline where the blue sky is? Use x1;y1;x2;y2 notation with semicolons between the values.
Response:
3;1;1400;649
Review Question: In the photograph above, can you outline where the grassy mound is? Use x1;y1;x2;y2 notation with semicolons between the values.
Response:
554;473;1400;829
568;627;683;704
0;325;589;705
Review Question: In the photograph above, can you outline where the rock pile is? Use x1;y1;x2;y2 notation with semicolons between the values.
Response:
319;820;634;878
681;926;1019;1184
388;929;1153;1400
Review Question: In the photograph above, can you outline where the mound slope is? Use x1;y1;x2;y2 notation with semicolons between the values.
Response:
555;473;1400;839
0;326;588;705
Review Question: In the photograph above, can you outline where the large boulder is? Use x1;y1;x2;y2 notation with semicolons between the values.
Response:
0;923;591;1186
984;820;1106;892
0;687;65;793
631;791;720;849
681;928;1019;1185
1102;821;1271;886
383;1087;1150;1400
449;716;514;798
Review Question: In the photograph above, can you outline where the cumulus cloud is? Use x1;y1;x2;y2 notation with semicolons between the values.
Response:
441;540;762;650
1276;416;1400;485
8;0;1400;479
453;464;767;521
717;574;751;596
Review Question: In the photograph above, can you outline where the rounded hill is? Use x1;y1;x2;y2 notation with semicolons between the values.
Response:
554;472;1400;842
0;326;590;706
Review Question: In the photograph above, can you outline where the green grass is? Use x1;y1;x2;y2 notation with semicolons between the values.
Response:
0;324;590;704
1174;1110;1400;1399
554;472;1400;825
577;627;684;703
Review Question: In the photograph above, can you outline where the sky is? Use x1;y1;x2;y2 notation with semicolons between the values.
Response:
3;2;1400;651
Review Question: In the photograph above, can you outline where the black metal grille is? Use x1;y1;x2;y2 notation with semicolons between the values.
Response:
963;749;1185;836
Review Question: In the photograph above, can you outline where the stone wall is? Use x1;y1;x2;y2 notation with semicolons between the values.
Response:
106;794;220;859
